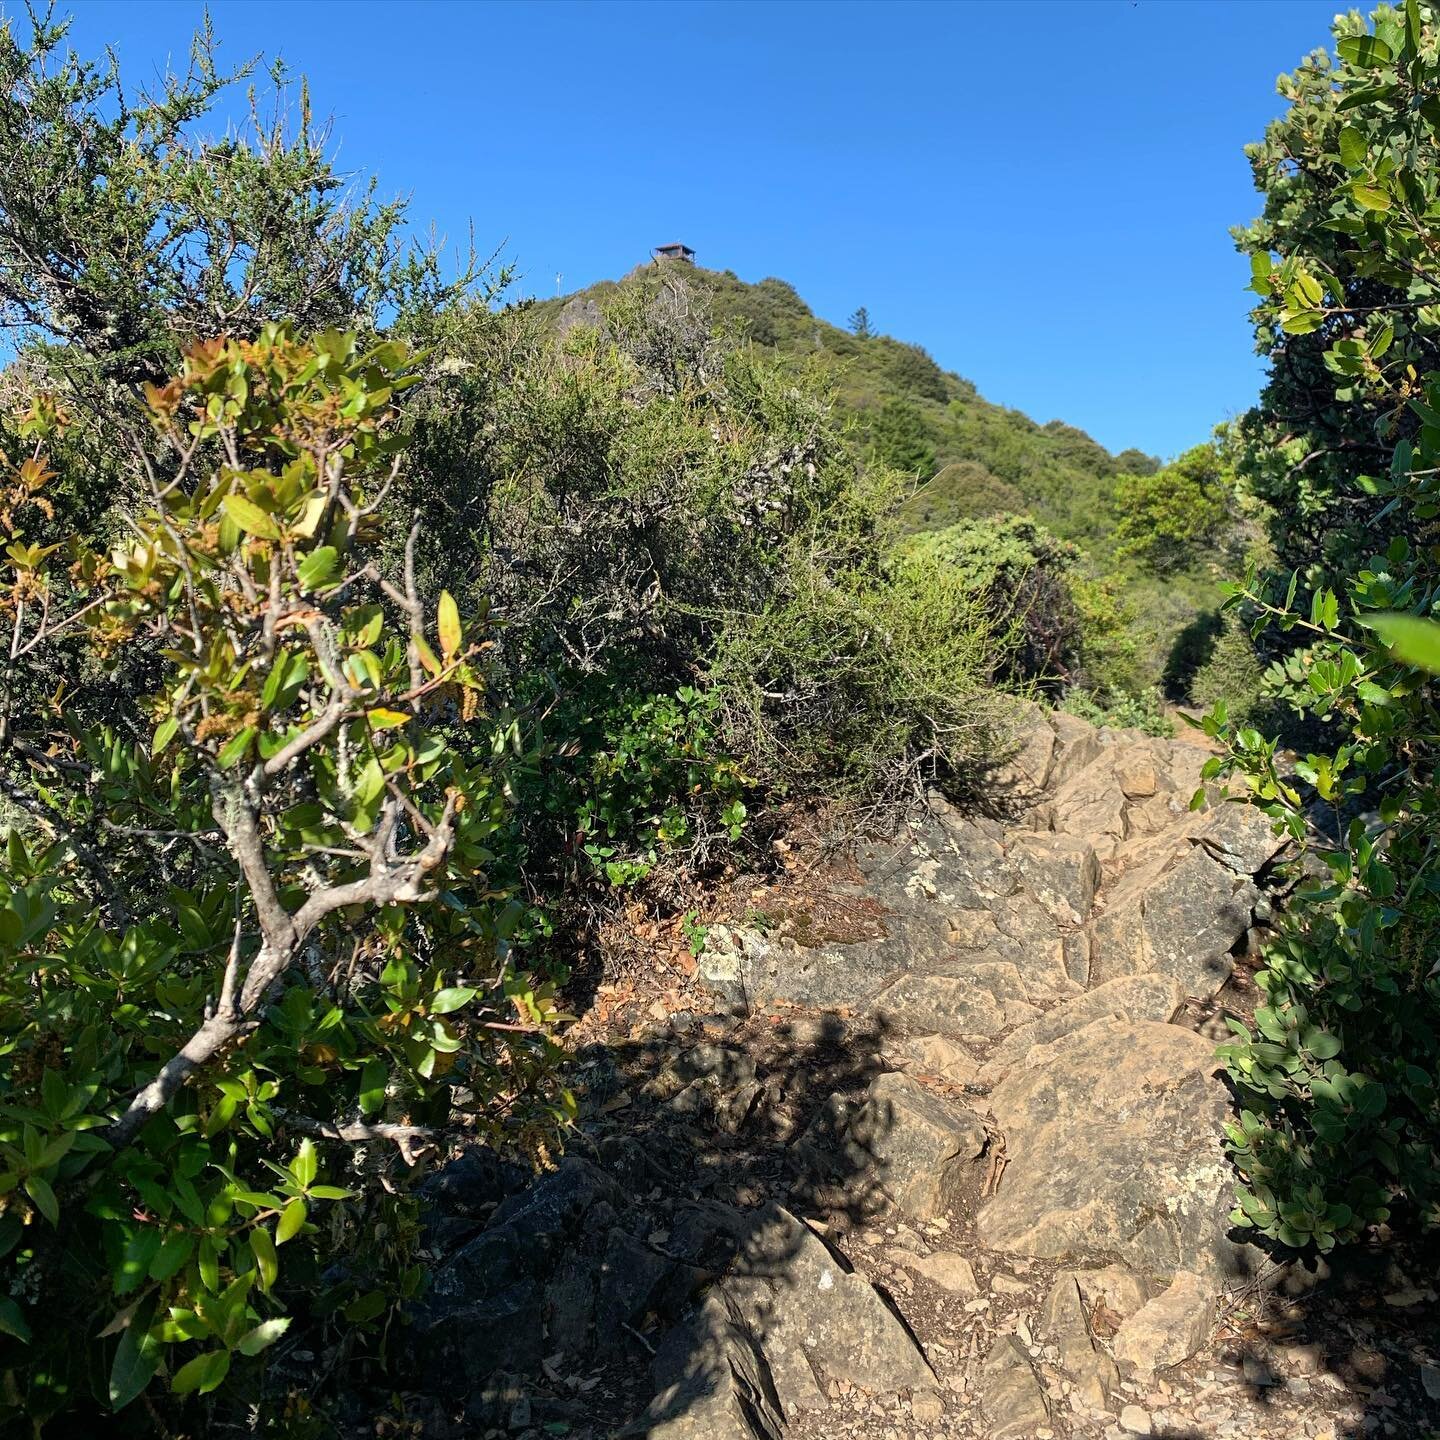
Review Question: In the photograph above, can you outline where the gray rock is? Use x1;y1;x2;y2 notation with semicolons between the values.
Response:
977;1018;1246;1281
869;959;1040;1040
980;1334;1051;1437
723;1205;937;1400
701;919;943;1012
636;1290;783;1440
842;1072;988;1221
1091;843;1257;998
1193;800;1288;875
1010;832;1102;923
1041;1270;1120;1408
596;1227;679;1358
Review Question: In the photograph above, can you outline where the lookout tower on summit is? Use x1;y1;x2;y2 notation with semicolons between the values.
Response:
652;242;695;264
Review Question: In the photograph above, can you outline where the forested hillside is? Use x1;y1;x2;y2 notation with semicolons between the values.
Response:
541;265;1159;551
537;265;1255;728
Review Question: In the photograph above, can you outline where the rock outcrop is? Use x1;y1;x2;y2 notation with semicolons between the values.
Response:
410;703;1293;1437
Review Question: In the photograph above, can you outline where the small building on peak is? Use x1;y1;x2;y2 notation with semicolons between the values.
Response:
652;241;695;265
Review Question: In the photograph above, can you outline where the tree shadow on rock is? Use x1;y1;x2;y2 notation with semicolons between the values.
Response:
401;1008;934;1437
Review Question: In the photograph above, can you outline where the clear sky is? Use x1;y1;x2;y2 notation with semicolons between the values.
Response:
56;0;1340;461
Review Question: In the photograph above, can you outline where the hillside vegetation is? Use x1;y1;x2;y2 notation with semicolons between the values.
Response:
540;265;1246;724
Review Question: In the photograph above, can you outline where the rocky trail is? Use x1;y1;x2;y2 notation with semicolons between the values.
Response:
391;708;1440;1440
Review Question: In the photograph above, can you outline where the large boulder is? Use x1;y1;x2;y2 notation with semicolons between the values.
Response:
976;1018;1246;1283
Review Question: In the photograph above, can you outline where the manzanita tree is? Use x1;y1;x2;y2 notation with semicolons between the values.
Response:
1203;0;1440;1253
0;326;569;1425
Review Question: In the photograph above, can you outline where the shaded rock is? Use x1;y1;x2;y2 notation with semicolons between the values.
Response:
724;1204;936;1401
841;1072;987;1222
1111;1270;1215;1378
543;1252;596;1357
596;1228;679;1358
980;1333;1050;1437
636;1290;783;1440
977;1019;1245;1280
976;974;1183;1089
1048;710;1109;785
991;701;1058;799
414;1280;545;1392
419;1146;526;1221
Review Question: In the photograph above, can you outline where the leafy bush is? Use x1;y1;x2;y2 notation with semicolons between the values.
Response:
1114;442;1234;575
1060;685;1173;738
711;543;1013;806
0;331;569;1425
1206;0;1440;1252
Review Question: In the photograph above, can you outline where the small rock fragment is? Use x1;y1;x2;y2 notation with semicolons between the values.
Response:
1111;1271;1214;1379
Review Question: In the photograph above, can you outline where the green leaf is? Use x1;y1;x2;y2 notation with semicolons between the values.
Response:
107;1303;157;1410
1339;125;1368;169
357;1058;386;1117
437;590;462;659
153;716;179;754
24;1174;57;1226
236;1316;292;1357
149;1231;195;1283
1337;33;1395;67
222;494;281;541
250;1226;278;1292
216;725;256;770
1281;308;1324;335
1351;181;1392;212
1363;612;1440;672
428;986;477;1015
171;1348;230;1396
276;1197;307;1245
296;545;339;592
292;1138;318;1190
0;1297;31;1345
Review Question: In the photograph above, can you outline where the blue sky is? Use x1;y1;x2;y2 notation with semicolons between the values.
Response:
58;0;1340;460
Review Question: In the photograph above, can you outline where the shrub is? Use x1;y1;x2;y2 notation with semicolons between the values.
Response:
0;331;569;1426
1205;0;1440;1253
905;516;1086;688
1113;442;1234;575
711;545;1013;806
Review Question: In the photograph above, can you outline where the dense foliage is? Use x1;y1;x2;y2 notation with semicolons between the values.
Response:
0;329;571;1425
0;15;1041;1426
1207;0;1440;1253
